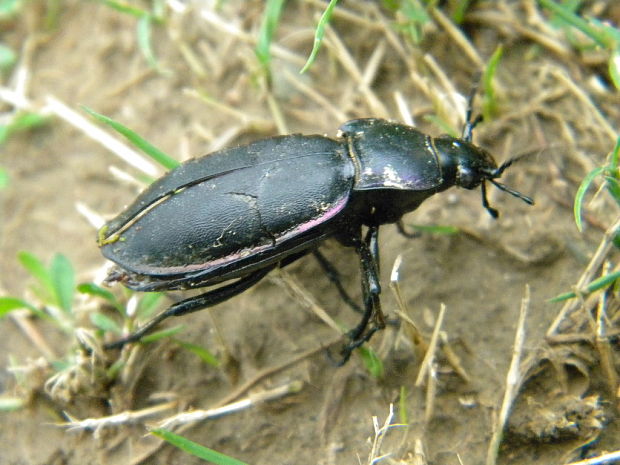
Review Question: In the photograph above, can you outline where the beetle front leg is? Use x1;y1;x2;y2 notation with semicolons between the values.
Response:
105;266;274;350
339;225;386;364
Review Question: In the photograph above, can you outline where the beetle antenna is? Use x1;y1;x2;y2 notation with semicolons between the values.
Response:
495;159;515;175
495;149;536;175
489;179;534;205
481;181;499;218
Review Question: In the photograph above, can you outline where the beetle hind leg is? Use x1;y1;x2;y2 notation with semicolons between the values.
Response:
104;266;275;350
312;249;363;314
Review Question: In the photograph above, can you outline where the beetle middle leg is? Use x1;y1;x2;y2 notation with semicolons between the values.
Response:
338;224;386;364
105;265;275;350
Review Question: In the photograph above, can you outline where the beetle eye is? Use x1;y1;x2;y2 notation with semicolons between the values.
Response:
457;166;478;189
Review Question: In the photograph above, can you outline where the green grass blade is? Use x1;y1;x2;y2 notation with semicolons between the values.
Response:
101;0;148;17
549;290;576;303
423;114;459;137
77;282;123;311
358;346;384;378
82;106;179;170
0;112;49;145
106;358;125;378
406;224;460;235
17;251;55;303
174;339;220;367
0;42;16;71
137;14;158;68
255;0;286;71
574;166;605;232
452;0;472;24
538;0;609;48
50;253;75;314
398;0;431;44
137;292;164;319
550;269;620;302
604;175;620;207
151;429;249;465
90;312;122;334
8;112;48;132
398;385;409;425
482;44;503;120
0;297;40;317
609;52;620;91
300;0;338;73
0;167;8;189
140;325;185;344
609;137;620;170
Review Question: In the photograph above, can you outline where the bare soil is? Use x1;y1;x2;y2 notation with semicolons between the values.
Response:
1;2;619;465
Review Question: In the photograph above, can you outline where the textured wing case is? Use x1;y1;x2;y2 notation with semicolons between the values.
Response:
101;135;354;283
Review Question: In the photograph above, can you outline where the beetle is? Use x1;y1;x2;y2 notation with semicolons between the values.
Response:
98;95;533;362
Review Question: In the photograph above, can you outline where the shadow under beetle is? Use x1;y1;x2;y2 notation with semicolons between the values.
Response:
98;95;533;363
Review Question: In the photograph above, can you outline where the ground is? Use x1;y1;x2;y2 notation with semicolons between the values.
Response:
0;2;619;465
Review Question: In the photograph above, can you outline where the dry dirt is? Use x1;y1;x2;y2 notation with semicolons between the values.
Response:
1;2;619;465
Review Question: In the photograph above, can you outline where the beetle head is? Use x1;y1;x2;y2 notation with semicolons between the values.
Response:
434;135;534;218
453;87;534;217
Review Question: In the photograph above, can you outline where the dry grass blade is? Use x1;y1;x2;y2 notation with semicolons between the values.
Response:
281;68;347;122
270;269;342;334
552;70;617;143
157;381;303;430
430;8;483;67
324;26;389;118
547;216;620;339
415;304;446;427
44;95;159;177
415;304;445;388
564;450;620;465
366;403;406;465
214;335;343;408
9;311;56;360
127;339;341;465
56;401;177;437
486;285;530;465
594;262;619;396
198;7;305;66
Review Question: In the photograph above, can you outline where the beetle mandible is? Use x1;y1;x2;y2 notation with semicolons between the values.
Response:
98;94;533;363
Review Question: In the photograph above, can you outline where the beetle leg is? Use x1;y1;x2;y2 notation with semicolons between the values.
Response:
481;181;499;218
312;250;363;314
105;265;275;350
339;225;386;364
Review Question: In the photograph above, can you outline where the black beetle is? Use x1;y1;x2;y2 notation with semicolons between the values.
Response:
98;97;533;362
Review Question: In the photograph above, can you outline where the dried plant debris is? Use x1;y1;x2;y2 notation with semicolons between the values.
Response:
507;393;605;443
